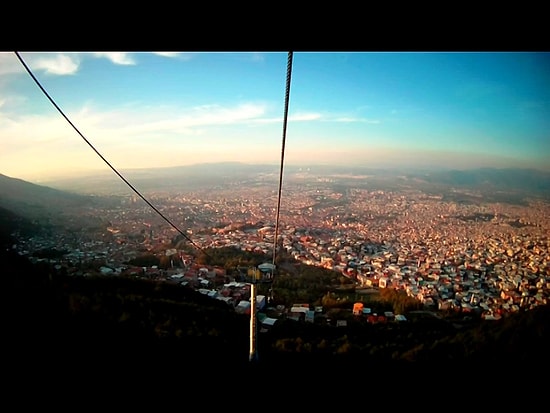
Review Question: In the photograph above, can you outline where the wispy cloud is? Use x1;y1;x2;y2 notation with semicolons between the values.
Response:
151;52;197;61
290;112;322;121
1;101;271;149
0;100;274;179
0;53;25;76
153;52;181;58
93;52;136;65
248;53;265;62
2;109;65;135
0;52;81;77
88;103;269;138
30;53;81;75
251;111;322;124
184;103;267;125
247;112;381;125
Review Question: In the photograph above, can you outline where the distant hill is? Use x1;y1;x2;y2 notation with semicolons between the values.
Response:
298;165;550;197
37;164;550;199
412;167;550;197
39;162;283;194
3;253;548;381
0;173;100;224
0;205;41;246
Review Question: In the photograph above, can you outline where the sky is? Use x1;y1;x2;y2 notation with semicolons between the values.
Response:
0;51;549;183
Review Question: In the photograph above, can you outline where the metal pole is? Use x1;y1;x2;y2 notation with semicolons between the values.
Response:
249;281;257;362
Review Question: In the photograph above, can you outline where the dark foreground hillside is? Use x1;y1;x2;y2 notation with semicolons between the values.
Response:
2;207;549;395
4;242;550;385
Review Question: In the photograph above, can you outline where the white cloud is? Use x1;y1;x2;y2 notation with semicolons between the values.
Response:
93;52;136;65
20;53;81;76
248;53;265;62
0;52;83;80
153;52;182;58
0;112;77;147
0;52;24;76
290;112;322;121
249;111;321;125
1;101;271;153
152;52;196;61
185;103;266;125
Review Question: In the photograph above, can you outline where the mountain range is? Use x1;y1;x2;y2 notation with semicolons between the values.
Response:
6;163;550;198
0;173;95;220
1;164;549;234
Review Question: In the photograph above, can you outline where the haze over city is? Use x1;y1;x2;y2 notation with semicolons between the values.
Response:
1;51;549;182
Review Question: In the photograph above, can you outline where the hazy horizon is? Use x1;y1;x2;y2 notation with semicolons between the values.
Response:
4;159;550;187
1;51;549;183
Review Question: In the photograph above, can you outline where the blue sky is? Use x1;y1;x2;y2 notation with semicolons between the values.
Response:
0;51;549;182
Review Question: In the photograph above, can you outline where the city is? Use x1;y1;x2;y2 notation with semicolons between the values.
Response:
11;167;550;322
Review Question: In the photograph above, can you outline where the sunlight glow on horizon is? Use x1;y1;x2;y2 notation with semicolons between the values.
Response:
1;51;548;182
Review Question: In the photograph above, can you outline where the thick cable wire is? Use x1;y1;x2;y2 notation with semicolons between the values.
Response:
14;51;209;256
271;51;293;273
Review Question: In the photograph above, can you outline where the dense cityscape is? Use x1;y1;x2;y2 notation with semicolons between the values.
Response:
11;169;550;323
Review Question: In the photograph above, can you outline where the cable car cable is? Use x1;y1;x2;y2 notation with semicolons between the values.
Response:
14;51;210;258
269;51;293;298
